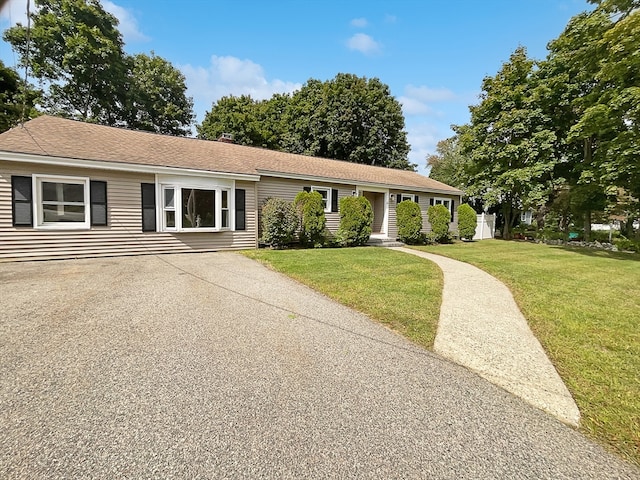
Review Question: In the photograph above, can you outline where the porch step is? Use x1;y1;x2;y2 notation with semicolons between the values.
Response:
367;237;405;247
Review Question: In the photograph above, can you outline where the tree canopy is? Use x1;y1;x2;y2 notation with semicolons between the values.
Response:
0;60;39;132
3;0;194;134
442;2;640;240
198;74;414;170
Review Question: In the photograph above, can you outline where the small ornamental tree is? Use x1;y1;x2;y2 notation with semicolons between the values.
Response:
457;203;477;241
427;204;451;243
396;200;423;244
293;190;326;247
260;197;298;249
336;196;373;246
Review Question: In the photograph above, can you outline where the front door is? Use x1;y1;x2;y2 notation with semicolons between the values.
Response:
362;191;386;235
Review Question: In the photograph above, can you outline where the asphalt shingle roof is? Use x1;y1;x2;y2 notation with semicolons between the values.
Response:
0;116;462;193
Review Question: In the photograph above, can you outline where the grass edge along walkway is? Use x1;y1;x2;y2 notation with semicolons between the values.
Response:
242;247;443;351
414;240;640;467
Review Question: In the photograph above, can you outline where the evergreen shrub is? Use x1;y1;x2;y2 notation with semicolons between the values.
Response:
428;204;452;243
293;191;326;247
396;200;423;244
336;196;373;246
260;197;298;249
457;203;477;240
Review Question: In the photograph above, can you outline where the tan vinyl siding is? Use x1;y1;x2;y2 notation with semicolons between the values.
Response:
256;177;350;234
0;162;257;262
390;191;459;238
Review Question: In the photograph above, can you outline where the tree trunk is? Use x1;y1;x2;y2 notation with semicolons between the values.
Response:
584;210;592;242
502;203;513;240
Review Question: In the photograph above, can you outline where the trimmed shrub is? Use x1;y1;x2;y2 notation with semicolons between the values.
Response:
427;204;451;243
293;190;326;247
336;196;373;247
457;203;477;240
260;197;298;249
396;200;423;244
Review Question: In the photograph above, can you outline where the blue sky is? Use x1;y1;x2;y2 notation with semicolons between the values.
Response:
1;0;593;175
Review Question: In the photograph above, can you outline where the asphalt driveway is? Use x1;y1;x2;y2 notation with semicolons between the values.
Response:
1;252;637;479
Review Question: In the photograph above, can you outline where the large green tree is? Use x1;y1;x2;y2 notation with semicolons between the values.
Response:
124;52;194;135
283;74;413;170
426;136;470;190
4;0;127;124
198;74;414;170
0;60;39;132
197;94;286;149
456;47;557;239
3;0;193;134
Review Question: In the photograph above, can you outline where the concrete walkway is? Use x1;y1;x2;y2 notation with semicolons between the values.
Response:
390;247;581;427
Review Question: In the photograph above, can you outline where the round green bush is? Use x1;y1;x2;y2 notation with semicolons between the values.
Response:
427;204;451;243
336;196;373;246
260;197;298;249
457;203;477;240
396;200;423;244
293;191;326;247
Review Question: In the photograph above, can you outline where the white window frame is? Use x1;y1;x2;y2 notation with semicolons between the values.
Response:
400;193;417;203
159;180;233;233
433;197;452;210
33;174;90;230
311;186;332;213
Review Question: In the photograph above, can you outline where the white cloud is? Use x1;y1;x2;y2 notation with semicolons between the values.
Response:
350;17;368;28
180;55;302;121
405;85;456;102
384;14;397;23
399;96;434;116
399;84;458;117
102;1;149;43
346;33;381;56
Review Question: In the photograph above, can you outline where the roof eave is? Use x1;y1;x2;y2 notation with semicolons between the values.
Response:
0;151;261;181
257;170;463;196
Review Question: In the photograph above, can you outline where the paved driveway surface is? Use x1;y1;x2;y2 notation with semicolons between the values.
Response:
1;252;638;479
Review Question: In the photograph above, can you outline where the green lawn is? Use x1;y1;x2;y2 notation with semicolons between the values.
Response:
243;247;443;349
415;240;640;465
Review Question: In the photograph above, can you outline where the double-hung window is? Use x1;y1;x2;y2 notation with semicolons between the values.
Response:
433;197;451;210
160;183;231;232
35;175;90;229
311;186;331;213
400;193;418;203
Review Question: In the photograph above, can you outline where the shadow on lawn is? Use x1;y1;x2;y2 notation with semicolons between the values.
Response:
548;244;640;262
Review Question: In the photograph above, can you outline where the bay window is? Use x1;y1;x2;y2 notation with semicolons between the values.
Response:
160;183;231;232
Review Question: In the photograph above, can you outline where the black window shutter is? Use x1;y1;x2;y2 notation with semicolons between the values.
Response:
331;189;339;212
397;193;401;204
303;186;311;192
429;198;434;206
415;195;419;204
235;188;246;231
450;199;455;222
12;176;33;227
90;180;108;226
141;183;156;232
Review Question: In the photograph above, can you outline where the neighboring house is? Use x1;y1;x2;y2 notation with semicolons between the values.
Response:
0;116;462;261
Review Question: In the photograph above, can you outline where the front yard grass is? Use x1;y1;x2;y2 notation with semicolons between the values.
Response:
415;240;640;465
243;247;442;350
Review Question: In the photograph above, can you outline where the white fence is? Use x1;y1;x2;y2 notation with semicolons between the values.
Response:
473;213;496;240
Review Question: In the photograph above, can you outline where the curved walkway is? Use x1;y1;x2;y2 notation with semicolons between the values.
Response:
390;247;581;427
